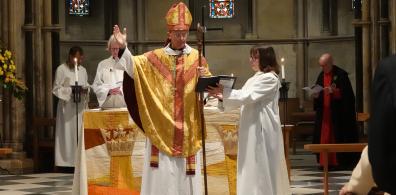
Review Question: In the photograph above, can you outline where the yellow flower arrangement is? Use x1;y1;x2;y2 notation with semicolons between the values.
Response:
0;44;27;99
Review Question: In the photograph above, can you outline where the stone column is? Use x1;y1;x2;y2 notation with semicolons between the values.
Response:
0;1;2;146
296;0;306;110
0;0;32;174
1;0;10;149
136;0;145;53
1;0;9;44
378;0;389;59
245;0;258;39
34;0;46;117
390;0;396;53
9;0;26;153
370;0;379;71
0;0;7;147
362;0;371;115
43;0;53;117
0;0;3;40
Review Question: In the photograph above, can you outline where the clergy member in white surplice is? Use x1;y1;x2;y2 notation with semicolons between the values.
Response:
53;46;89;167
208;46;291;195
92;35;126;109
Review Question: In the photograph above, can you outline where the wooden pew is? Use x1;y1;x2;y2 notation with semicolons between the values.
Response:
0;148;12;174
0;148;12;155
304;143;367;195
282;124;294;181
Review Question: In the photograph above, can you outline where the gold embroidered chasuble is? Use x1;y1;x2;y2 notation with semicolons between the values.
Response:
131;48;210;158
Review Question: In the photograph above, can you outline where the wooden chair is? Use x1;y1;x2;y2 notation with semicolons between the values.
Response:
32;117;57;172
356;112;370;142
356;112;370;122
291;111;316;154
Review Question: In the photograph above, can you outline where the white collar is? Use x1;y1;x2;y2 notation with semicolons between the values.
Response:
109;56;116;62
255;71;277;77
164;44;192;55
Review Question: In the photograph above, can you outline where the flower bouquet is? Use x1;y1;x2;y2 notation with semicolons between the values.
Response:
0;44;27;100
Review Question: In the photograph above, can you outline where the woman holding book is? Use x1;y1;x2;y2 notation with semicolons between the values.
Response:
207;46;291;195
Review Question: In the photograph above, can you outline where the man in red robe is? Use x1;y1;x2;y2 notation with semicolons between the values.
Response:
312;53;359;170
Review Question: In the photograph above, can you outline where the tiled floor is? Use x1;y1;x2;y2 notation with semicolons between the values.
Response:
289;150;352;194
0;173;73;195
0;149;352;195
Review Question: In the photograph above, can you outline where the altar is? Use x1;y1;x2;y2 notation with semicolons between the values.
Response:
72;108;140;195
72;106;241;195
72;103;293;195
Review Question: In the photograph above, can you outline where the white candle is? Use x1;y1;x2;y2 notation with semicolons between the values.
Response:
231;73;234;77
281;57;285;79
74;58;79;83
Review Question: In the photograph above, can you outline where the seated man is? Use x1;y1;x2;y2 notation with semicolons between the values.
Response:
92;35;126;109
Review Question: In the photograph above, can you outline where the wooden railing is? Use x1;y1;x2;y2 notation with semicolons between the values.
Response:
304;143;367;195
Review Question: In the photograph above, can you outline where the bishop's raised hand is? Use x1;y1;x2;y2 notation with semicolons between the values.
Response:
113;25;127;48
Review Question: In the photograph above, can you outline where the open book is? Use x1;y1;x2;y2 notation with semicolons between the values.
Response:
196;75;237;92
302;84;323;96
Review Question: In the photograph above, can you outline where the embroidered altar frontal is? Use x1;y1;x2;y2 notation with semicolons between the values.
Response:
83;109;140;195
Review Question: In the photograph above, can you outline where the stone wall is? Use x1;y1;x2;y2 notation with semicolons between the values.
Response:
58;0;356;104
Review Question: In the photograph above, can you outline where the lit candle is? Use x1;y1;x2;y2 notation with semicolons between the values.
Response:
280;57;285;79
231;73;234;77
74;57;79;83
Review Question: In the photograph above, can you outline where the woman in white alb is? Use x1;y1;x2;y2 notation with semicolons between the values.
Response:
53;46;89;167
92;35;126;108
208;46;291;195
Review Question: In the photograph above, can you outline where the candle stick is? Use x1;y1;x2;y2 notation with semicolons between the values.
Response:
281;57;285;80
74;57;79;83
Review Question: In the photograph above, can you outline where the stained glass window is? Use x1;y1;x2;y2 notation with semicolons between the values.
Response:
68;0;90;16
209;0;235;18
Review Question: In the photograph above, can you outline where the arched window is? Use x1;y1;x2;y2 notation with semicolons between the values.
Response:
189;0;252;39
68;0;90;16
209;0;235;18
322;0;337;34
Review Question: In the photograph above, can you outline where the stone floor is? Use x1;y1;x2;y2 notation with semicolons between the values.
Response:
0;148;352;195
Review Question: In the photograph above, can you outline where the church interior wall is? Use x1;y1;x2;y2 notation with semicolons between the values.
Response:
256;0;295;39
0;0;390;174
306;41;356;94
56;0;356;105
145;0;174;41
304;0;356;94
118;0;137;41
337;0;354;35
190;0;251;40
143;0;252;41
60;0;106;40
307;0;322;37
307;0;354;36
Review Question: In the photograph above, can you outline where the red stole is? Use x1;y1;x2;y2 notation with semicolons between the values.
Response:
320;72;338;166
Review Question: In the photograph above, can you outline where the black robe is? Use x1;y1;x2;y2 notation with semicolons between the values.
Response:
313;65;359;167
119;49;144;132
368;56;396;194
123;72;144;132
